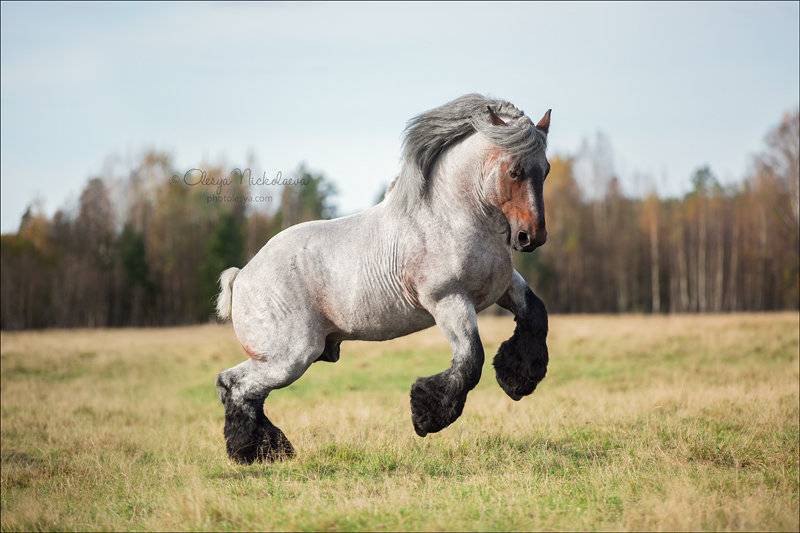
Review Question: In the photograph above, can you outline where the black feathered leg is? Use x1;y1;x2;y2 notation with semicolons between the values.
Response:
216;373;294;464
409;295;485;437
494;278;549;400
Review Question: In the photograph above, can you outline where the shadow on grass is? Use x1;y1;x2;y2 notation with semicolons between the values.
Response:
203;430;619;482
206;468;280;480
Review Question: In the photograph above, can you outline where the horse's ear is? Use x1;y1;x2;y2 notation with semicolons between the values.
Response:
487;106;507;126
536;109;552;134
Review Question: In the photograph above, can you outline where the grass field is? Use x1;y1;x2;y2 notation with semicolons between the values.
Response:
1;313;798;531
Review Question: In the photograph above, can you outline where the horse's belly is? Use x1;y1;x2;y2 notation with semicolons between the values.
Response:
332;291;435;342
342;311;435;341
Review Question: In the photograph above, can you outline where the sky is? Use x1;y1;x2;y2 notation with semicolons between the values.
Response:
1;1;798;232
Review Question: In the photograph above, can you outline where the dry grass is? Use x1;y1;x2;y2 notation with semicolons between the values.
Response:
1;313;798;531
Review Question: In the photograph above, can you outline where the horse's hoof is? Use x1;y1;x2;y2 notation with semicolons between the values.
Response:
223;399;295;464
253;424;295;463
227;421;295;464
409;374;466;437
493;336;547;401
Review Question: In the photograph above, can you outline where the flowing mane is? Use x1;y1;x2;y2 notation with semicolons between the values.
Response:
388;93;547;209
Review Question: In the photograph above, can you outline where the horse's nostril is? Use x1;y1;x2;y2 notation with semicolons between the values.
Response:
517;231;530;246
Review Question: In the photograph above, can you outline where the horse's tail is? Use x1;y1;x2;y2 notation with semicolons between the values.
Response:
216;267;240;321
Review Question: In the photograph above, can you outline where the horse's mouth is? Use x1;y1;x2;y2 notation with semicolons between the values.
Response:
513;242;537;252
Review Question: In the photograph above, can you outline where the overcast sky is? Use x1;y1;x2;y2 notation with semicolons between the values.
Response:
1;1;798;231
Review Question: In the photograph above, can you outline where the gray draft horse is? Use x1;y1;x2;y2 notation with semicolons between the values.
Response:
215;94;552;463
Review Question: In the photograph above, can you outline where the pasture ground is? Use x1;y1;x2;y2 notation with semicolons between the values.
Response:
1;313;798;531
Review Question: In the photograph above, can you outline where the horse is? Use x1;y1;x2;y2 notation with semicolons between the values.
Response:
215;94;552;463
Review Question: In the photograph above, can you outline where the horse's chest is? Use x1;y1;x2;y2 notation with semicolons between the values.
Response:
411;240;512;311
459;249;513;310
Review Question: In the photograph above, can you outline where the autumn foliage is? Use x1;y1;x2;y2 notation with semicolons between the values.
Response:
1;112;797;329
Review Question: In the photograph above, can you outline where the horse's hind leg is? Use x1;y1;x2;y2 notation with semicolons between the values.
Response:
494;270;549;400
315;337;340;363
410;294;484;437
216;362;295;464
216;336;323;464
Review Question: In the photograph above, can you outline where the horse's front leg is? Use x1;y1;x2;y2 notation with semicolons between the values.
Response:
410;293;484;437
494;270;549;400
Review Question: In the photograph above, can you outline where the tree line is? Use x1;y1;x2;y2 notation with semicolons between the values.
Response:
1;111;797;329
518;110;798;313
1;156;337;329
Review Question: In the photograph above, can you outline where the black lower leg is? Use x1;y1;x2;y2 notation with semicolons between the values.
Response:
315;337;341;363
410;336;484;437
217;373;294;464
493;288;549;401
222;396;294;464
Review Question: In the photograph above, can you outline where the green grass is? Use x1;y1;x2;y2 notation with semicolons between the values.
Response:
1;313;798;531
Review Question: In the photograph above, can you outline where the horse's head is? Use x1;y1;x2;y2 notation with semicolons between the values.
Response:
484;107;551;252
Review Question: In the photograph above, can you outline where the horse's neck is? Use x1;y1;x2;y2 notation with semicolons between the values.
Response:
425;135;503;233
379;134;507;252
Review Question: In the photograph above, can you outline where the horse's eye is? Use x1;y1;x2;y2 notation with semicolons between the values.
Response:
510;165;524;181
